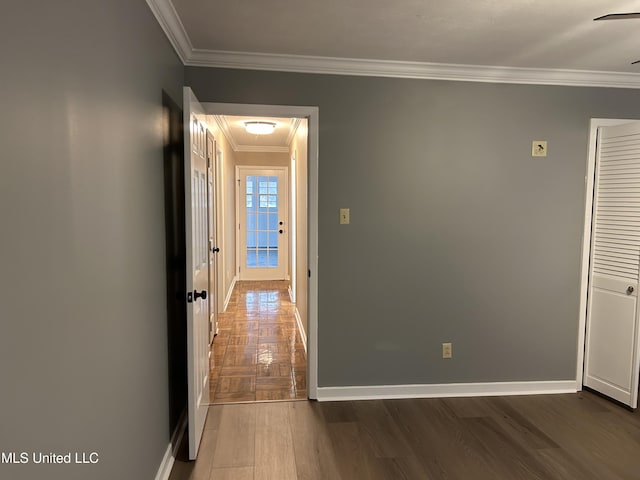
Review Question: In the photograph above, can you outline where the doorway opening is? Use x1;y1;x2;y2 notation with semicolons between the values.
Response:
203;105;317;404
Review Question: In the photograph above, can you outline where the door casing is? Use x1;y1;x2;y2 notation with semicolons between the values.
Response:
206;131;219;340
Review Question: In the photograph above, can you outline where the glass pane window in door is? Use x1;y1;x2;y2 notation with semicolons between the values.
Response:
257;249;268;267
258;213;268;231
268;231;278;248
268;214;278;231
246;249;257;268
244;174;280;270
267;249;278;267
246;176;256;210
247;213;257;231
257;231;268;248
247;231;257;249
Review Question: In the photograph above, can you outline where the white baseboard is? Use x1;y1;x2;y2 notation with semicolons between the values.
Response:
223;276;237;312
294;307;307;353
316;380;577;402
154;411;187;480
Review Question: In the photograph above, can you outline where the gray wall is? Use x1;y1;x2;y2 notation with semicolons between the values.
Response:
0;1;183;479
185;67;640;387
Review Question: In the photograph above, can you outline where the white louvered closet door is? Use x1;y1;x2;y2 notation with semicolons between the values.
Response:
584;122;640;408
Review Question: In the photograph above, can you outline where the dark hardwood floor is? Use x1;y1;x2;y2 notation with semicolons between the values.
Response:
170;390;640;479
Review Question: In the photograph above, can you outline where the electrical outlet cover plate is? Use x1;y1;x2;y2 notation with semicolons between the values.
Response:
442;342;452;359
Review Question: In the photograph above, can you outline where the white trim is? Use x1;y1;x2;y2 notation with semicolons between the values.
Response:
294;307;307;353
215;145;225;316
154;444;174;480
285;118;302;146
214;115;238;152
145;0;192;64
187;49;640;89
577;118;640;390
223;276;237;312
317;381;578;402
187;50;640;89
204;103;317;119
307;108;319;401
154;412;187;480
289;151;297;305
288;285;294;302
202;103;319;400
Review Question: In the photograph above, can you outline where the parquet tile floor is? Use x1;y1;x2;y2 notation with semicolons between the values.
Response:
208;280;307;404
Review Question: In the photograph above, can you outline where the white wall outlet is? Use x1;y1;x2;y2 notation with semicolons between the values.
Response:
532;140;547;157
442;342;452;359
339;208;350;225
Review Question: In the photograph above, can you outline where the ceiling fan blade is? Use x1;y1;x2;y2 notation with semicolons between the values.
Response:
594;12;640;20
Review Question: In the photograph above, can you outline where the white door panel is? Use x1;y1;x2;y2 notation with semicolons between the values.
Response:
584;122;640;409
184;87;209;459
588;287;636;387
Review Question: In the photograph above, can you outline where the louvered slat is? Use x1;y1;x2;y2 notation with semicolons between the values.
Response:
592;130;640;281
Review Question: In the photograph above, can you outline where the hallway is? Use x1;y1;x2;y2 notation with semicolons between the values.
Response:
209;281;307;403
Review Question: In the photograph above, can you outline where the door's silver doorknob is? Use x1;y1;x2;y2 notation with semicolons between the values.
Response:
627;286;635;295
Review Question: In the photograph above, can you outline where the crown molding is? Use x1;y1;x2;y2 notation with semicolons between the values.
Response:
214;114;239;151
285;118;302;146
146;0;192;64
187;49;640;89
147;0;640;89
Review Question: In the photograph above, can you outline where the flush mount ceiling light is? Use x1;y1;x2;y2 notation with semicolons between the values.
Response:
244;121;276;135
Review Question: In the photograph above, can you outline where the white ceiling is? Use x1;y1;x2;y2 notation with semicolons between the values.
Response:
214;115;300;152
168;0;640;72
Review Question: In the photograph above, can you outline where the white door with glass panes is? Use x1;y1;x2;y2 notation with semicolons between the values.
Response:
238;167;288;280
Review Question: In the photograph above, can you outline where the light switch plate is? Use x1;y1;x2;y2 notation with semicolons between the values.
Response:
339;208;350;225
532;140;548;157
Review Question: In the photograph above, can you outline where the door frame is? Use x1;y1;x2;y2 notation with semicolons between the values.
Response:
215;144;226;316
577;118;640;389
290;151;297;303
203;102;319;400
235;165;290;281
206;130;219;340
